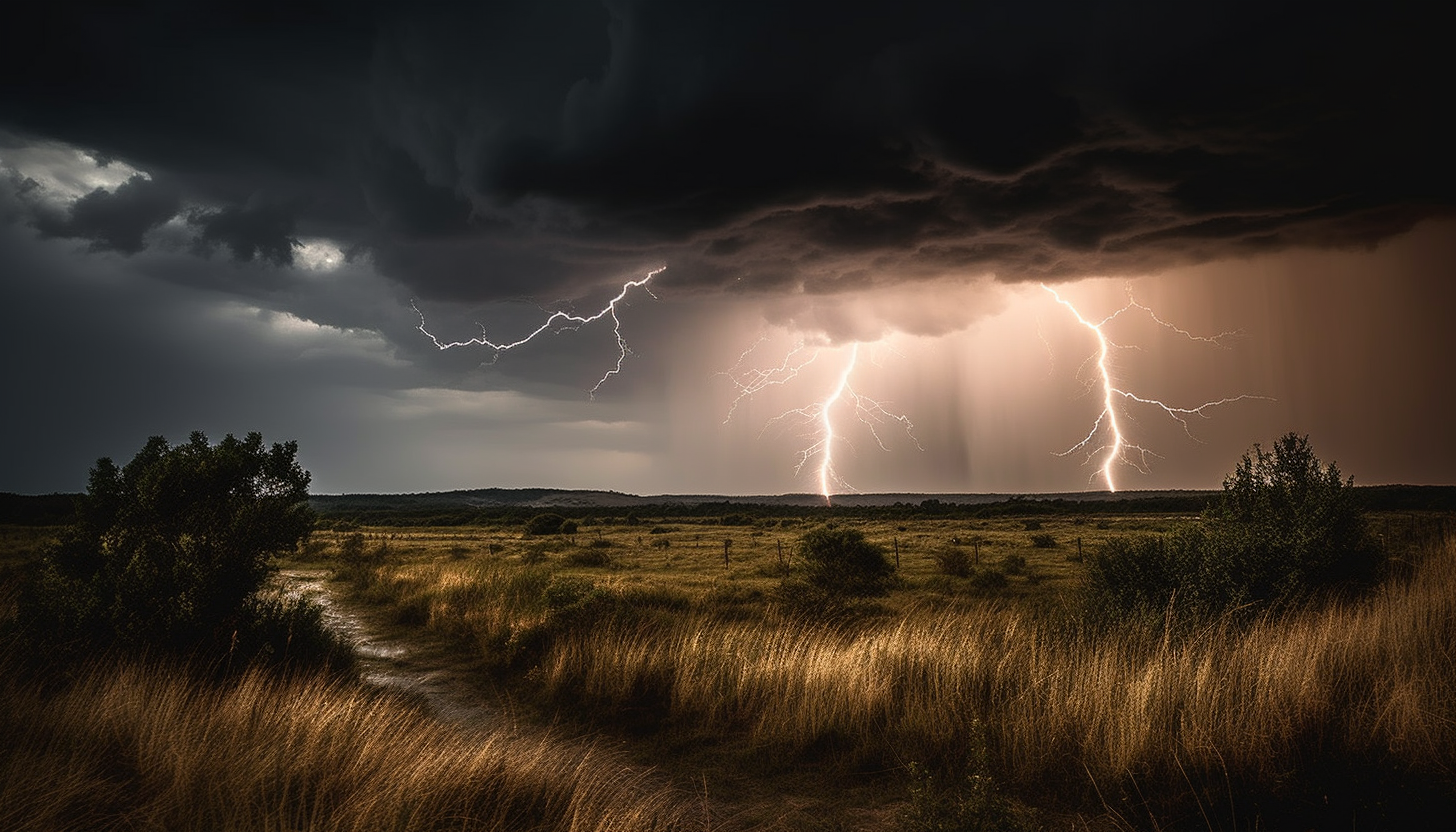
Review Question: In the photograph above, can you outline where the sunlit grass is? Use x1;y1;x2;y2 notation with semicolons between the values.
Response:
0;659;698;832
332;518;1456;825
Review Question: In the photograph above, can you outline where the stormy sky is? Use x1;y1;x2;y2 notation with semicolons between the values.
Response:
2;0;1453;497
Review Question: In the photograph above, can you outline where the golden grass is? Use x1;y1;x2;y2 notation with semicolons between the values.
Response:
0;659;700;832
347;524;1456;822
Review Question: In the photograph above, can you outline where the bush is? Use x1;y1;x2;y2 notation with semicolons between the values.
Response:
1210;432;1382;596
795;525;894;597
1028;533;1056;548
935;547;972;578
969;568;1009;592
1085;433;1384;623
11;432;321;667
564;546;612;567
1000;554;1027;575
524;513;567;536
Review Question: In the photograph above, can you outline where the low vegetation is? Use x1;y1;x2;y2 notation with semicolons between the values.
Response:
6;432;348;672
0;658;694;832
2;431;1453;830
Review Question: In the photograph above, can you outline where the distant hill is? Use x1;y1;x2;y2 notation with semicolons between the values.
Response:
306;487;1219;513
6;486;1453;525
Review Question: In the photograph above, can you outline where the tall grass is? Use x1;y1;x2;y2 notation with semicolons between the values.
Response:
376;538;1456;824
0;658;699;832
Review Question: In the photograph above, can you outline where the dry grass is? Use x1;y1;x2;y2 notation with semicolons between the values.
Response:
0;659;700;832
343;523;1456;825
9;516;1446;830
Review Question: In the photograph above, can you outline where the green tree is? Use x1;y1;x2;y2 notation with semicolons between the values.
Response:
1085;433;1383;622
15;432;317;660
1208;432;1382;600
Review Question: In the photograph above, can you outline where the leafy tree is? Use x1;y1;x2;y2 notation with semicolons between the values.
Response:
1085;433;1383;622
14;432;319;662
797;525;894;597
1208;432;1382;599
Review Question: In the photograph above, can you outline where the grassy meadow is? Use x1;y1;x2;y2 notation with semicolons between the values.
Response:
3;507;1454;830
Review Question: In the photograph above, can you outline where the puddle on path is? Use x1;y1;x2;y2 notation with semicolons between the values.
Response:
276;569;503;731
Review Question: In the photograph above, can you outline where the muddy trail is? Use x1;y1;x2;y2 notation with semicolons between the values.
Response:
277;569;506;731
275;568;906;830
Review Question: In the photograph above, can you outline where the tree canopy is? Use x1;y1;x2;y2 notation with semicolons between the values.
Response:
16;432;317;660
1085;433;1383;622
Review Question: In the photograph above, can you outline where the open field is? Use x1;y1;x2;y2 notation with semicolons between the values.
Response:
3;508;1453;830
306;510;1454;829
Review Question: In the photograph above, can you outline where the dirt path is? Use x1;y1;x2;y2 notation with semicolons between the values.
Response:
277;569;505;731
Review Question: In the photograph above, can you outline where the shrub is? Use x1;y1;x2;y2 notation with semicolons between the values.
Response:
1000;554;1027;575
1028;533;1056;548
524;513;567;536
1085;433;1384;623
900;722;1033;832
565;546;612;567
520;542;554;564
338;531;368;563
1210;432;1382;595
796;526;894;597
934;547;972;578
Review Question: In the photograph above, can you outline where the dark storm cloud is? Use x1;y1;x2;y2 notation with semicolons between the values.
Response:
189;202;300;267
1;1;1450;305
32;174;180;254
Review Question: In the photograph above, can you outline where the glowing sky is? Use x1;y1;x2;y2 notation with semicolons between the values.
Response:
2;1;1452;496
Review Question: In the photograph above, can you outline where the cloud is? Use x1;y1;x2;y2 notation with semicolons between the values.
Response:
0;1;1450;316
33;174;180;253
189;201;300;266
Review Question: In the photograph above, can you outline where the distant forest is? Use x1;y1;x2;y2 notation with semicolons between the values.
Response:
5;485;1454;527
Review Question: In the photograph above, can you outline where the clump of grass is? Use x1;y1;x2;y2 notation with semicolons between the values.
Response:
968;567;1010;592
528;538;1456;825
564;546;612;567
0;659;696;832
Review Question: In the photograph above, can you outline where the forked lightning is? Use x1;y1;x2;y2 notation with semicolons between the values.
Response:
1042;284;1269;492
414;266;666;397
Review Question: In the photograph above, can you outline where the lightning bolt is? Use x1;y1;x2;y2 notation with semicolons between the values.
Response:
414;266;666;397
1042;283;1270;492
722;339;920;505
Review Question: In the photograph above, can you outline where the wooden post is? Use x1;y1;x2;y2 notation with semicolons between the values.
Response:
723;538;731;569
777;539;784;571
1077;537;1083;560
974;539;980;566
893;537;900;569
